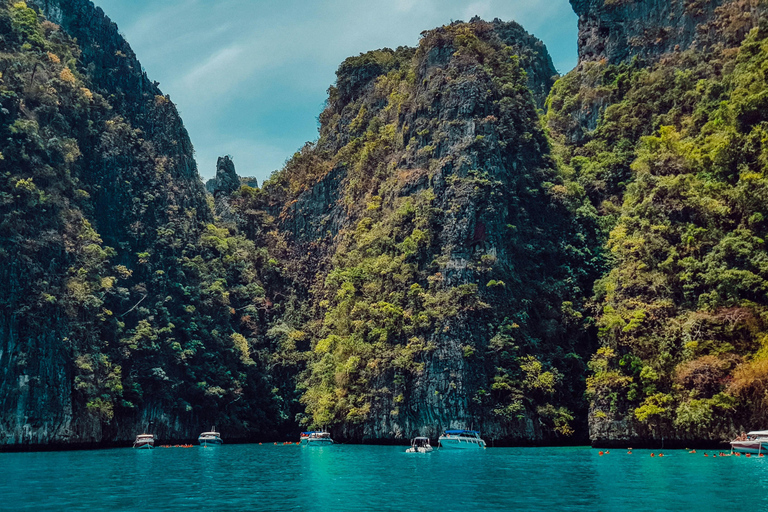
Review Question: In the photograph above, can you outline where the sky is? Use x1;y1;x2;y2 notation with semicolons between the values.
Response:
92;0;579;183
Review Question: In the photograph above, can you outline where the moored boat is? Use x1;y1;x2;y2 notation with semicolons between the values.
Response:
438;430;486;449
198;427;223;447
133;433;155;449
406;437;433;453
731;431;768;454
300;431;333;446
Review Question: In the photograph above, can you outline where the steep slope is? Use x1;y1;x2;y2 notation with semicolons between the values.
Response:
549;0;768;446
9;0;767;450
571;0;767;64
0;1;286;448
29;0;209;224
231;19;597;443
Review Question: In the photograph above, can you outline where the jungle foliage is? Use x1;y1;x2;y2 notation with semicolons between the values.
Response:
547;20;768;438
0;1;293;438
7;0;768;446
233;20;600;440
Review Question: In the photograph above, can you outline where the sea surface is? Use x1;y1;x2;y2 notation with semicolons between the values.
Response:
1;444;765;511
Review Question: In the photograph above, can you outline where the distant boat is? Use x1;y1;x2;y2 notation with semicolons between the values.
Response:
300;431;333;446
438;430;486;449
133;433;155;449
406;437;433;453
731;430;768;453
198;427;223;447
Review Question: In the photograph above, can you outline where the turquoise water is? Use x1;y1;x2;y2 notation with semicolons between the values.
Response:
2;444;766;511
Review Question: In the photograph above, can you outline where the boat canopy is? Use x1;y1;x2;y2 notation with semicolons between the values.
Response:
199;432;220;436
136;434;154;438
747;431;768;436
444;430;479;434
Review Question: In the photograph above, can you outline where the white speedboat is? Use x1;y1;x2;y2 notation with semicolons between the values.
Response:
133;433;155;449
198;427;223;447
438;430;486;449
406;437;433;453
731;431;768;453
300;431;334;446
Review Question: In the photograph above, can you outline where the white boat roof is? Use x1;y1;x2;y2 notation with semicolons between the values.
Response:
747;430;768;436
136;434;154;439
199;432;220;436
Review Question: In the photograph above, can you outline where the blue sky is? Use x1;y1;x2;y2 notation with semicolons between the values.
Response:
92;0;578;182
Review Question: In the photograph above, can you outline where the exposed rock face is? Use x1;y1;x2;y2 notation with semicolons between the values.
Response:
571;0;768;64
557;0;768;448
205;158;257;196
205;155;248;226
279;165;347;245
208;156;241;196
484;17;558;104
0;0;250;449
240;177;259;189
28;0;209;219
265;19;592;444
571;0;722;63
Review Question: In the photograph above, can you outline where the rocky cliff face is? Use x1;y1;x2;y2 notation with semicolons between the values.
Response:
0;1;284;449
551;0;768;448
250;19;594;444
29;0;209;217
9;0;763;450
205;155;249;226
571;0;767;64
571;0;721;63
206;156;240;196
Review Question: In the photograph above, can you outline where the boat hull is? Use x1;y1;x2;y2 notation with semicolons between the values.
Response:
406;446;433;453
300;438;334;446
199;439;224;447
731;440;768;454
133;442;154;449
438;437;485;449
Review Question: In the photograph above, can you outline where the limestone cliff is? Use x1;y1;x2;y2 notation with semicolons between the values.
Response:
247;19;595;444
9;0;764;450
29;0;209;218
571;0;767;64
551;0;768;448
0;1;281;449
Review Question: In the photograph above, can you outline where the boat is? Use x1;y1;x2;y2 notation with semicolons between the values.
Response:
133;433;155;449
406;437;433;453
730;431;768;454
198;427;224;447
438;430;486;449
299;431;334;446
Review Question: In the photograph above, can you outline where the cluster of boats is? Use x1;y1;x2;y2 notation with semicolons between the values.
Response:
135;427;486;451
134;427;768;453
133;427;223;449
299;429;486;452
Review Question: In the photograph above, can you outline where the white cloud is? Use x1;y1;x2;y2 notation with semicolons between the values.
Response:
180;44;247;95
392;0;419;13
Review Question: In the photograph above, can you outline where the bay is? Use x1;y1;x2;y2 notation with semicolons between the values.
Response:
1;444;764;511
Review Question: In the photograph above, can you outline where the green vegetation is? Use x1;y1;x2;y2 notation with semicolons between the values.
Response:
0;1;291;438
237;20;598;439
548;21;768;438
7;0;768;446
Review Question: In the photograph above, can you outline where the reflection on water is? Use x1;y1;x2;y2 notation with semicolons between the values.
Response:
3;444;768;511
